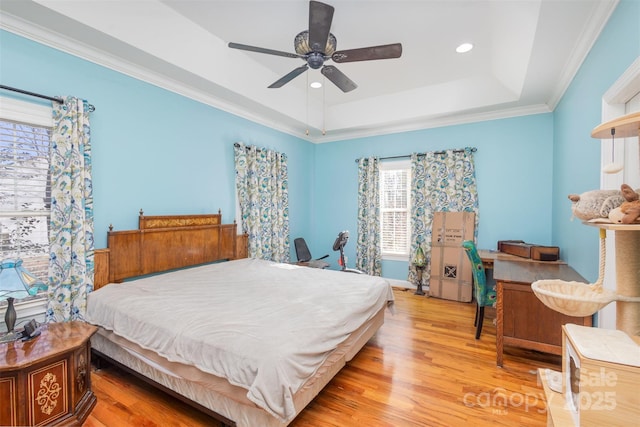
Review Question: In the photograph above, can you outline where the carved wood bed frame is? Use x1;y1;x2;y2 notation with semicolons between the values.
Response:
89;212;385;427
94;210;248;289
91;211;248;426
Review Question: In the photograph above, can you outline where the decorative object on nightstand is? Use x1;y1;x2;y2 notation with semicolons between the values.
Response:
413;244;426;296
0;258;47;343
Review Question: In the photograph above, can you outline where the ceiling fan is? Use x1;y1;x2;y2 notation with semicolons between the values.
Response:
228;0;402;93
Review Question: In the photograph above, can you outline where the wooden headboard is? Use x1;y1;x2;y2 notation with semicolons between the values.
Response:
94;211;248;289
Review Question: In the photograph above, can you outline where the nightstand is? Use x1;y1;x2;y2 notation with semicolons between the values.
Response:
0;321;98;426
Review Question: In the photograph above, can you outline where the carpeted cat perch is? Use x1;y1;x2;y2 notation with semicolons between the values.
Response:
532;228;640;325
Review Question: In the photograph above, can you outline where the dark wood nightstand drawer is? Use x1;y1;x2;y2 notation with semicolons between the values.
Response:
0;321;97;426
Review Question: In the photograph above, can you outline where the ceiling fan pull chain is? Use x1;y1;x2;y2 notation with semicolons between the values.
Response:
322;75;326;136
306;72;310;136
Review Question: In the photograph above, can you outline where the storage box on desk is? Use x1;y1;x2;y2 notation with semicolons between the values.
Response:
429;212;475;302
498;240;560;261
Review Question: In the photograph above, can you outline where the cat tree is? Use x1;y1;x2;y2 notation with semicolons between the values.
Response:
532;111;640;337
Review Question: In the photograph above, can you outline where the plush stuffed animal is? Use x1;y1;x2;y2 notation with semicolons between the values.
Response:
619;184;640;224
608;207;625;223
568;188;625;221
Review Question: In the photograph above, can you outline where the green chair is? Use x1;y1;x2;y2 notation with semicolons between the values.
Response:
462;240;497;339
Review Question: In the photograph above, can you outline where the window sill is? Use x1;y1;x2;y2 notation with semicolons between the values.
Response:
382;254;409;262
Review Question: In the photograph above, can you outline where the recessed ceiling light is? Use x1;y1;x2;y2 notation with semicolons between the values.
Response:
310;81;322;89
456;43;474;53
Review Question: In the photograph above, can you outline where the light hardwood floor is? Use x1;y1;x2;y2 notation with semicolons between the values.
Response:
85;287;560;426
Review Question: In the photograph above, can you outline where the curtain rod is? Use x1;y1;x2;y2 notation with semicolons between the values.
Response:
355;147;477;163
0;85;96;112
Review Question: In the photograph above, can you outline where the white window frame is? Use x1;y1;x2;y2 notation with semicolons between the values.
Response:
0;96;53;287
379;159;411;261
0;97;53;128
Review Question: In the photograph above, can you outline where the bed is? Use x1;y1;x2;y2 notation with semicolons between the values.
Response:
88;212;394;427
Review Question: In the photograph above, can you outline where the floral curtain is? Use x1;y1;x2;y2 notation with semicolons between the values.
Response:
408;147;478;285
47;97;94;322
234;142;290;263
356;157;381;276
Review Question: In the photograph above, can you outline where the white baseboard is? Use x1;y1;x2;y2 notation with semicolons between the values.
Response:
386;278;415;289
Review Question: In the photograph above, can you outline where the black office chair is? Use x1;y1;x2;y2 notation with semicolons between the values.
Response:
294;238;330;269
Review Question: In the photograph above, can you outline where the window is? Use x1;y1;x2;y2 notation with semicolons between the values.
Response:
0;98;53;282
379;160;411;259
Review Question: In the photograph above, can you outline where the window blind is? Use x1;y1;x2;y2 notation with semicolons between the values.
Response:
0;119;51;280
380;165;410;256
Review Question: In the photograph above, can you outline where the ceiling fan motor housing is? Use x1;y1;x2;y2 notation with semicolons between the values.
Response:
295;30;337;56
307;52;325;69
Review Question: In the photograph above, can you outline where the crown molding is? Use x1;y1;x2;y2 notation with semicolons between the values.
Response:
0;7;597;145
311;104;552;143
547;0;619;110
0;13;310;141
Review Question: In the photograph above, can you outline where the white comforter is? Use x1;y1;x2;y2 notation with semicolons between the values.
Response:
85;258;394;422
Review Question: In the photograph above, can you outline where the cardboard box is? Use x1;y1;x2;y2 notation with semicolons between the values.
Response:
429;211;475;302
432;211;476;245
429;245;472;302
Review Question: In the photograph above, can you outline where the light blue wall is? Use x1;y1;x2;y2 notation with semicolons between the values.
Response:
552;0;640;282
314;0;640;280
313;114;554;276
0;30;314;253
1;0;638;282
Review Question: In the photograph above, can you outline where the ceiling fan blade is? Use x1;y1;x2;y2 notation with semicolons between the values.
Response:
308;1;334;52
229;42;301;59
321;65;357;93
332;43;403;63
268;65;309;88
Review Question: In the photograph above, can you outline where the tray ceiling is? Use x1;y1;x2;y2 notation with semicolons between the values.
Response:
0;0;618;142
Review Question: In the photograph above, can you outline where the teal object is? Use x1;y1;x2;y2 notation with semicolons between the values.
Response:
0;258;47;335
462;240;496;339
0;258;46;300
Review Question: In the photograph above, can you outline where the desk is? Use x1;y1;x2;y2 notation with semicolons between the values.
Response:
492;259;593;367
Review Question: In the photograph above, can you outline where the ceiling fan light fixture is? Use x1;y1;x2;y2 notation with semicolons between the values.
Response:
310;81;322;89
456;43;474;53
294;30;337;55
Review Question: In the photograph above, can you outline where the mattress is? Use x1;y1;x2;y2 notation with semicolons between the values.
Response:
86;258;394;425
91;306;385;427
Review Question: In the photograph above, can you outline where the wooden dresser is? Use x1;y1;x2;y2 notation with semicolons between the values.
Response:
494;260;593;366
0;321;98;426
